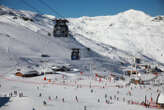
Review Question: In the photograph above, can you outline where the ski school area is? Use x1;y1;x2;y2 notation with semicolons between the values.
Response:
0;69;164;110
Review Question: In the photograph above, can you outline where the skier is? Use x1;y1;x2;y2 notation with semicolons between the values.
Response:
9;92;12;97
48;96;51;101
91;89;93;93
106;99;109;104
128;91;132;96
43;100;47;105
14;90;17;96
75;96;78;102
98;98;100;103
123;97;125;102
62;98;64;103
84;105;87;110
105;94;107;99
39;93;42;97
110;96;112;100
56;96;58;99
150;97;153;103
128;100;130;104
114;95;116;99
19;92;23;97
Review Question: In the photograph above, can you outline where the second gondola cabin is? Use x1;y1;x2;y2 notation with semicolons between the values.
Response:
71;48;80;60
53;19;69;37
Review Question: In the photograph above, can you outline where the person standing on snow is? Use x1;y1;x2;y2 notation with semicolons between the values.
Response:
14;90;17;96
98;98;100;103
105;94;107;99
62;98;64;103
84;105;87;110
43;100;47;105
48;96;51;101
75;96;78;102
39;93;42;97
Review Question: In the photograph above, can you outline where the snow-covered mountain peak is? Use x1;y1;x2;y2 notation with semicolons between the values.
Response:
116;9;151;23
122;9;148;16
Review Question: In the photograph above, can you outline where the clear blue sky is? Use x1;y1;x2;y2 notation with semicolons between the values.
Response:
0;0;164;18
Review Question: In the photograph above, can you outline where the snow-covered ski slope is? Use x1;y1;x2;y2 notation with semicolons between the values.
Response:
0;6;164;74
0;6;122;74
69;10;164;65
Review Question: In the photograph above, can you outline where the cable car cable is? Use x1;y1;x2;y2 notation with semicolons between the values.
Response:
21;0;43;14
17;0;52;34
36;0;64;18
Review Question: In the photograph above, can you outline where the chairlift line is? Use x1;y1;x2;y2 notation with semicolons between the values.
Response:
21;0;65;18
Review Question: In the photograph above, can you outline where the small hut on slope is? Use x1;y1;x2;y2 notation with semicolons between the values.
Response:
15;68;39;77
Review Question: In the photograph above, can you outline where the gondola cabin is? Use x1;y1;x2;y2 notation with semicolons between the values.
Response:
135;58;141;64
53;19;69;37
71;48;80;60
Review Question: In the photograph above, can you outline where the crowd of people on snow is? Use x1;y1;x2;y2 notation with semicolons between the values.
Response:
2;89;24;98
0;74;163;110
32;83;161;110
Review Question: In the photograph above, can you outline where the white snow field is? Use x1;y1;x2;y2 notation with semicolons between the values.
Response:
69;10;164;65
0;6;164;110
